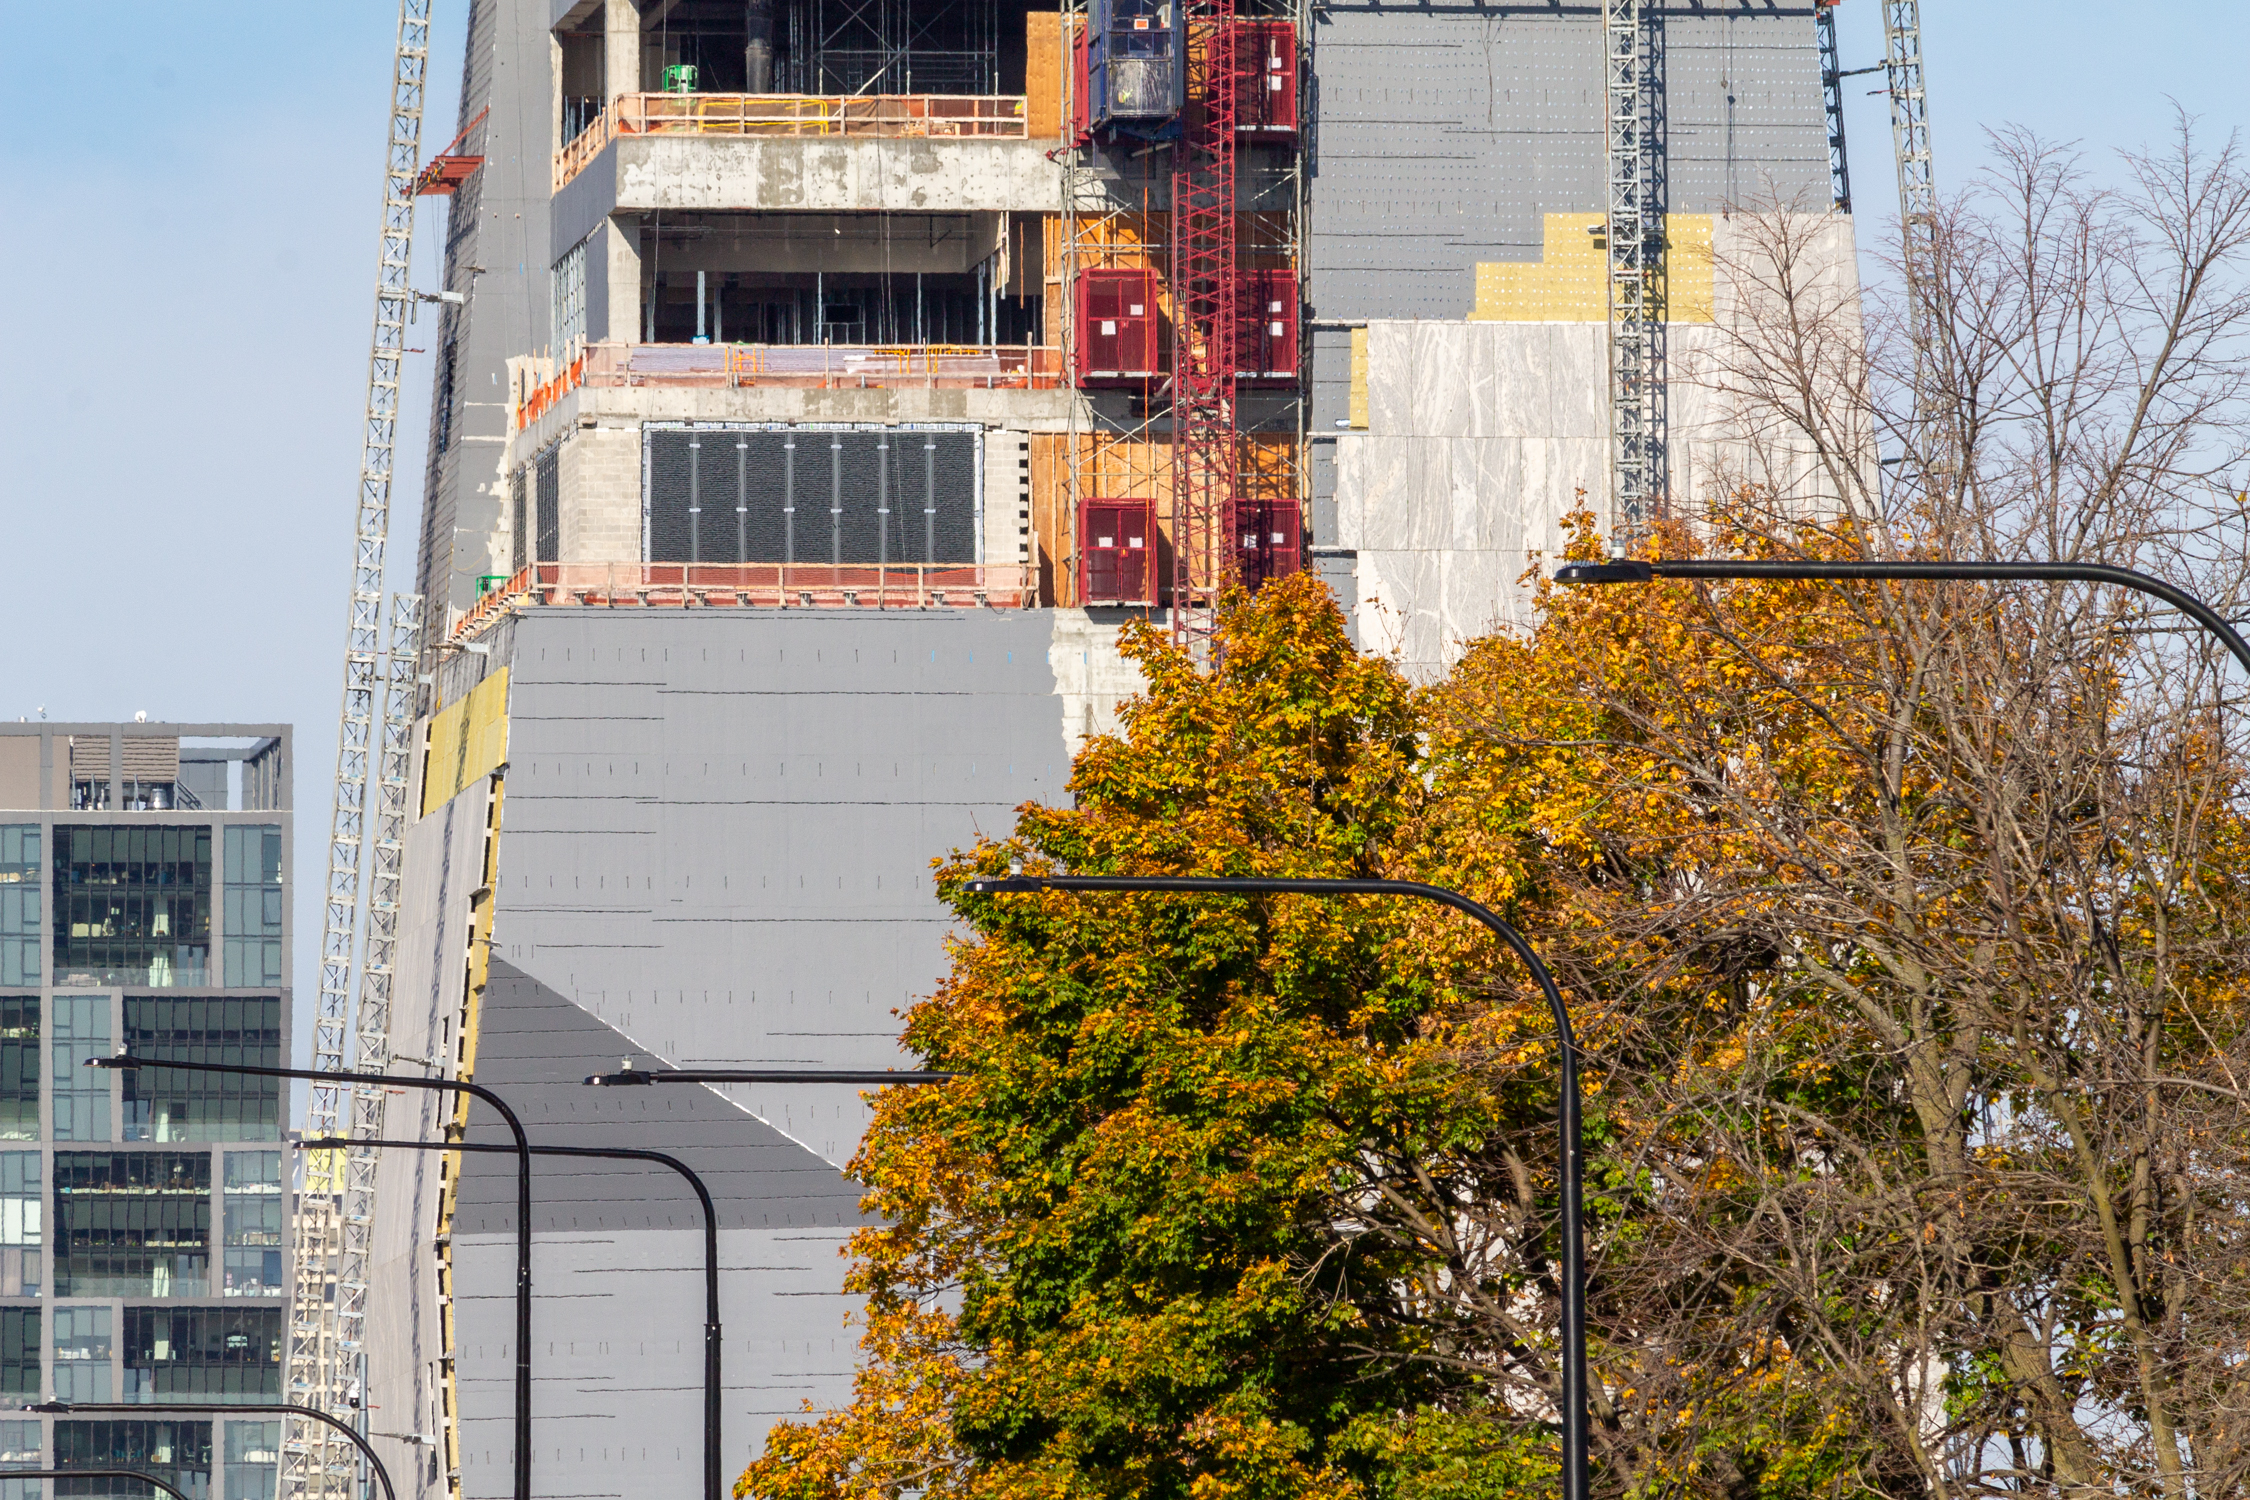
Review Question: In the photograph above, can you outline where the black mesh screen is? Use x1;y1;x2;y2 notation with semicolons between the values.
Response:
646;427;979;564
534;445;560;563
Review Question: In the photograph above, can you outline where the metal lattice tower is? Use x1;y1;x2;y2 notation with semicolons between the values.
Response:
1602;0;1657;547
1882;0;1936;316
1881;0;1950;481
287;3;429;1496
1816;0;1850;211
1168;0;1241;643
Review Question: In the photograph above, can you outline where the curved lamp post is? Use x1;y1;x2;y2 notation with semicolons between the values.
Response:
33;1402;396;1500
961;873;1590;1500
5;1469;192;1500
301;1136;722;1500
1552;558;2250;676
89;1056;534;1500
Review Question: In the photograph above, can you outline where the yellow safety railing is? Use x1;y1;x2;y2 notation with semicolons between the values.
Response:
555;93;1029;190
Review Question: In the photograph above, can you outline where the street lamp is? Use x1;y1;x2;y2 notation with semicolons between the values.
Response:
582;1066;954;1085
89;1056;535;1500
5;1469;190;1500
33;1402;396;1500
962;873;1591;1500
1552;558;2250;675
301;1136;723;1500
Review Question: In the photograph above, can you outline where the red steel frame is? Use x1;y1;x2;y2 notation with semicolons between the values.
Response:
1168;0;1241;641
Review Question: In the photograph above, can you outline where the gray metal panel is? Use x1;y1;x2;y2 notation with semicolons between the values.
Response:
491;607;1070;1166
1307;4;1829;320
549;141;620;265
452;958;868;1233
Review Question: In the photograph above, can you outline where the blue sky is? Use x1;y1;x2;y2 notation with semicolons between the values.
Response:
0;1;2239;1054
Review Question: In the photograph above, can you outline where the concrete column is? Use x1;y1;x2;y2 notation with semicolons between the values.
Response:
604;0;639;102
602;216;643;344
745;0;775;91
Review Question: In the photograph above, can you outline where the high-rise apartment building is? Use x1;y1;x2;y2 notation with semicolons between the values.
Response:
0;725;292;1500
371;4;1853;1498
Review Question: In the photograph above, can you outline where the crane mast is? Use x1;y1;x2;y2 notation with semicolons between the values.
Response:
287;3;430;1496
1604;0;1659;549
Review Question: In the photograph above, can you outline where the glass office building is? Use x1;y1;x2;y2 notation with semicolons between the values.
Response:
0;725;290;1500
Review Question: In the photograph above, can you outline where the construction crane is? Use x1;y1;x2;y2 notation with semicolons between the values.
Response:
287;2;431;1496
1603;0;1658;550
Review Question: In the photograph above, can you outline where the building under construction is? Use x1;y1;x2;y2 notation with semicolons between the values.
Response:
335;3;1861;1498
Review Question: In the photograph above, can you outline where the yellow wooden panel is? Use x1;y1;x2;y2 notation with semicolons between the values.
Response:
419;668;510;817
420;696;468;819
1026;12;1062;139
1471;213;1714;323
461;669;510;789
1348;327;1369;428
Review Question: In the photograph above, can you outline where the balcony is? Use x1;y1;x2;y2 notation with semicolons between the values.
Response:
557;92;1030;192
452;562;1040;642
512;341;1061;430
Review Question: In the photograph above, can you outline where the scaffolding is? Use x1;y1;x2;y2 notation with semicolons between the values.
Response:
1058;0;1307;638
287;2;428;1497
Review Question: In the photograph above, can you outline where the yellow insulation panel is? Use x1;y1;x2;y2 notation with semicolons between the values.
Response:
419;669;511;817
1348;327;1369;429
1471;212;1715;323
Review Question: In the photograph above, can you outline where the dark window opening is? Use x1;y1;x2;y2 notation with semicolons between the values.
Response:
52;827;210;989
0;1001;34;1143
55;1421;211;1500
54;1153;210;1299
122;1000;282;1144
122;1307;282;1404
644;270;1041;347
0;1308;36;1401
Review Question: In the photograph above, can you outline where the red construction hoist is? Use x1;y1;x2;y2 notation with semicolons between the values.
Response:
1167;0;1241;642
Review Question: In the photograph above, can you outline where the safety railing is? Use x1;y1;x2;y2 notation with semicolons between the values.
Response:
453;562;1038;639
511;343;1060;428
554;92;1030;190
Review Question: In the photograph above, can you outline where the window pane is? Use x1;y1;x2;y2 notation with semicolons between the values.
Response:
0;1309;35;1401
51;1000;109;1145
53;1153;209;1298
0;1002;34;1143
0;830;40;989
0;1416;41;1500
0;1156;40;1299
219;1156;282;1299
221;1423;277;1500
53;1307;110;1403
219;830;281;992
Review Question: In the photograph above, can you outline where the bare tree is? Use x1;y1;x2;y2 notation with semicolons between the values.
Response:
1326;121;2250;1500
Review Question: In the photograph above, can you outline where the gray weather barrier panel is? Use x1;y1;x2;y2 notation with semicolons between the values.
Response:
645;426;980;566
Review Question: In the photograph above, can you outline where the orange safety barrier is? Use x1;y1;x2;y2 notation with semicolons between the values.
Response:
512;351;588;432
452;562;1038;642
512;345;1060;415
555;92;1029;190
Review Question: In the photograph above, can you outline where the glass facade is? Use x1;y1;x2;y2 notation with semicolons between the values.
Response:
0;1157;39;1300
0;1417;40;1500
51;1308;108;1403
218;832;281;992
54;1421;210;1500
53;1154;209;1299
121;1001;281;1144
52;829;210;989
0;1310;35;1403
219;1157;280;1300
121;1308;281;1403
50;1002;108;1146
221;1425;275;1500
0;1004;34;1143
0;742;292;1500
0;832;38;989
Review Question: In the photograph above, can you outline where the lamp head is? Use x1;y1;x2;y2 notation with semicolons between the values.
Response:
584;1059;658;1086
87;1054;136;1071
1552;561;1654;585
